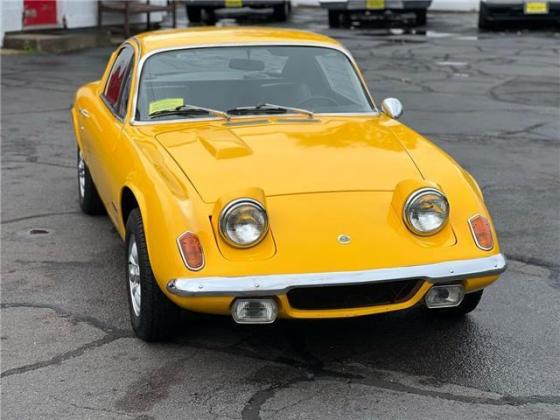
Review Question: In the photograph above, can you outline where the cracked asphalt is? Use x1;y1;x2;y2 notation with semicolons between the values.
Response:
1;7;559;420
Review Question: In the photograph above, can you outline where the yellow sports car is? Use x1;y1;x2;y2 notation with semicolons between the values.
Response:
72;27;506;341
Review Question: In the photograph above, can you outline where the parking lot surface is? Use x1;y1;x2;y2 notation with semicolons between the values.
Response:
2;7;559;420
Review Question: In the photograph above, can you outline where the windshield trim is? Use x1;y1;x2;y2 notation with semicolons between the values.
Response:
130;42;378;126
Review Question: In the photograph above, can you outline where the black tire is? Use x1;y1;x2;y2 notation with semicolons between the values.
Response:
328;9;341;28
415;9;427;26
272;2;290;21
77;149;105;215
125;208;181;342
432;290;484;317
478;3;493;30
204;8;217;25
186;6;202;23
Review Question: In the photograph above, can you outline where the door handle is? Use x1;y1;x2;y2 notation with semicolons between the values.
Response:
79;108;90;118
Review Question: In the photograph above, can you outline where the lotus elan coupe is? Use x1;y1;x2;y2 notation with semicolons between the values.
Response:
72;27;506;341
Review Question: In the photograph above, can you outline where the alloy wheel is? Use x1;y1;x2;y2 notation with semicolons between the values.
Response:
128;235;142;317
77;151;85;199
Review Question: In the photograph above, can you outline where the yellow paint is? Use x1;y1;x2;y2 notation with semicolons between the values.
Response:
524;2;548;14
148;98;184;115
72;27;504;319
225;0;243;7
133;27;343;55
464;275;500;292
366;0;385;10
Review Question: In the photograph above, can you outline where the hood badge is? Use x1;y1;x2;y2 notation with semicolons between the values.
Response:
337;234;352;245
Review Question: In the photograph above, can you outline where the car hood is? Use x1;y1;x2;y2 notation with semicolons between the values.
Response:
155;117;422;203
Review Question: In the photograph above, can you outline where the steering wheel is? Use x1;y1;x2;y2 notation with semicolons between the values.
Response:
296;96;338;108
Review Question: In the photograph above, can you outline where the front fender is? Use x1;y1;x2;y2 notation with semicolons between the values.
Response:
120;134;223;299
386;120;501;255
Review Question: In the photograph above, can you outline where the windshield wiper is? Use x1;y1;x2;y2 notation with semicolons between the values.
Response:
226;103;314;119
149;105;230;120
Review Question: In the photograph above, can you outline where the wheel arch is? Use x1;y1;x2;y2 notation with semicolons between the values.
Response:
120;183;149;241
121;186;140;230
71;107;84;151
118;180;190;292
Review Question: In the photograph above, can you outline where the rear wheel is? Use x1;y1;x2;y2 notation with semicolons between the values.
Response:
478;3;493;30
431;290;484;317
328;9;342;28
272;2;290;21
125;208;181;342
186;6;202;23
77;149;104;215
204;8;217;25
415;9;427;26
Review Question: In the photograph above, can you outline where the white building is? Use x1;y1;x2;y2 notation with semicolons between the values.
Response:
1;0;168;47
1;0;479;47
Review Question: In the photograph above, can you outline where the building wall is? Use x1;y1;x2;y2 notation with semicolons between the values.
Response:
1;0;167;47
58;0;166;29
2;0;480;46
1;0;25;46
431;0;479;11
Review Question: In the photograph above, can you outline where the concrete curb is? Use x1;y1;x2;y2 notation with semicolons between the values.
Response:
3;31;112;54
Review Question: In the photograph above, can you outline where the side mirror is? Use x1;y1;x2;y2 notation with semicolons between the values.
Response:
381;98;403;120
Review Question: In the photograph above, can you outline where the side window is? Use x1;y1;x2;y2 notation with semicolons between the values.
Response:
103;45;134;117
117;68;133;118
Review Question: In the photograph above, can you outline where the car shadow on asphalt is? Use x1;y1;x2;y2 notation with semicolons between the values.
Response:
170;307;486;382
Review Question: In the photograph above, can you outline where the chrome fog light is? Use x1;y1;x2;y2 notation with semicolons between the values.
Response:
425;285;465;308
231;298;277;324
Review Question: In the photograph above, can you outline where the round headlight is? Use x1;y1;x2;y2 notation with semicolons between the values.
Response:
219;199;269;248
404;188;449;235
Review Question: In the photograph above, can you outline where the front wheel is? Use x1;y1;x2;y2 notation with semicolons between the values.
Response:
125;209;181;341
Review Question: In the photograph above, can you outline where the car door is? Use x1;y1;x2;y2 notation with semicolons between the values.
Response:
83;44;135;222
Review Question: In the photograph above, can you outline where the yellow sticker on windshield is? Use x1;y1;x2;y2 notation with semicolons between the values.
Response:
366;0;384;9
149;98;184;115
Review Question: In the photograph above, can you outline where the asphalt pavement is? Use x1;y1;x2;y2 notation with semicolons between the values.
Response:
1;7;559;420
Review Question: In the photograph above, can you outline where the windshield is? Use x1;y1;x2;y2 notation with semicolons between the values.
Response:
136;46;374;121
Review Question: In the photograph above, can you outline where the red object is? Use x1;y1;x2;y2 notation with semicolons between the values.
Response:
24;0;57;27
104;47;134;106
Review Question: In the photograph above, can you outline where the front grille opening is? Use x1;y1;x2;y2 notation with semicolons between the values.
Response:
287;279;422;310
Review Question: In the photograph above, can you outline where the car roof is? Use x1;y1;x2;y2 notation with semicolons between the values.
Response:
132;27;342;55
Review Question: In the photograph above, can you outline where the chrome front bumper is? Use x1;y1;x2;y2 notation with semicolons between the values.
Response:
167;254;507;297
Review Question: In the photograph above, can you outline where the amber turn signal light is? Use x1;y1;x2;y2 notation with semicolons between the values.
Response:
177;232;205;271
469;215;494;251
